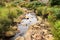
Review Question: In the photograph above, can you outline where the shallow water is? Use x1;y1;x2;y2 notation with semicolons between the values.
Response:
11;12;37;40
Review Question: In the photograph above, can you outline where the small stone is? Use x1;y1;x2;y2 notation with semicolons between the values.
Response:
5;31;15;37
37;16;42;22
25;16;29;19
40;24;45;27
34;25;40;28
42;29;48;35
11;26;17;31
32;33;41;40
15;36;24;40
20;15;25;19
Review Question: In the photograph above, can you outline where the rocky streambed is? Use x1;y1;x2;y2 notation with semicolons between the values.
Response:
11;12;38;40
7;7;54;40
14;12;54;40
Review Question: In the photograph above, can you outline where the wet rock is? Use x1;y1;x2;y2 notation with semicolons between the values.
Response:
22;24;27;26
37;16;42;23
20;15;25;19
25;16;29;19
15;36;24;40
5;31;15;37
14;18;22;23
11;26;17;31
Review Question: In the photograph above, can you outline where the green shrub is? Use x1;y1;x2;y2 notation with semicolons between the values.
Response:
19;1;45;10
36;6;49;17
36;6;44;16
50;0;60;6
0;7;23;38
50;7;60;19
53;20;60;40
47;7;60;40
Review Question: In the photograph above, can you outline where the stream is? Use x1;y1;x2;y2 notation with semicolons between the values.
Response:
11;12;38;40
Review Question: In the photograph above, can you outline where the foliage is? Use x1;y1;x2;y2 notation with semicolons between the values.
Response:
48;7;60;21
36;6;50;18
36;6;60;40
19;1;45;10
0;7;23;37
53;20;60;40
0;0;23;7
50;0;60;6
47;7;60;40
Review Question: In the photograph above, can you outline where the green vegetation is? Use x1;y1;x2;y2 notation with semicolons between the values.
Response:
0;6;23;38
36;6;60;40
53;20;60;40
48;7;60;40
0;0;60;40
18;1;60;40
50;0;60;6
19;1;45;10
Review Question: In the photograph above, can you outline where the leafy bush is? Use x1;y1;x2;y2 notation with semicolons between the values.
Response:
36;7;60;40
47;7;60;40
0;7;23;38
19;1;45;10
48;7;60;20
50;0;60;6
36;6;49;18
36;7;60;21
53;20;60;40
36;6;44;16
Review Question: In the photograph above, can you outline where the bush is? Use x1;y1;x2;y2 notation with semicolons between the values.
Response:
0;7;23;38
36;6;49;18
19;1;45;10
47;7;60;40
36;6;44;16
48;7;60;20
50;0;60;6
53;20;60;40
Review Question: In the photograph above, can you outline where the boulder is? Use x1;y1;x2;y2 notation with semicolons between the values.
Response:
20;15;25;19
5;31;15;37
37;16;42;23
11;26;17;31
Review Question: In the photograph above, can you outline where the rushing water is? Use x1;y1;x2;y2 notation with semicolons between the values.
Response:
11;12;37;40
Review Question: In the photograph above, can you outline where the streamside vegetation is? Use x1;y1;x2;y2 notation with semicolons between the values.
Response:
0;0;23;39
0;0;60;40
